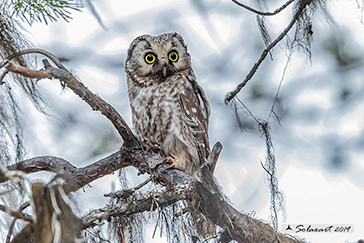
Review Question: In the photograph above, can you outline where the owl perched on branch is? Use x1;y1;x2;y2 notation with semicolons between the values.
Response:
125;33;210;176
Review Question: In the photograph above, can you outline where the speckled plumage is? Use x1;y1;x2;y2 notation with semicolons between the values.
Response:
125;33;210;176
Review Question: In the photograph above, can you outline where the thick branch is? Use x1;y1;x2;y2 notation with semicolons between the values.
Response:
1;157;77;183
66;150;128;193
225;1;306;103
0;151;129;194
3;142;304;242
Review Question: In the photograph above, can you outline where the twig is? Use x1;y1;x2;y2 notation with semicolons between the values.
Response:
152;211;161;239
0;204;33;223
119;226;126;243
232;0;295;16
180;208;190;237
104;177;151;199
267;51;292;122
82;186;189;229
4;48;67;70
0;69;8;84
6;202;30;243
225;2;305;103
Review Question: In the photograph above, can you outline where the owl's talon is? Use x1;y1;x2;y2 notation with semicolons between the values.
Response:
165;156;175;164
145;140;154;146
164;157;181;170
145;140;162;154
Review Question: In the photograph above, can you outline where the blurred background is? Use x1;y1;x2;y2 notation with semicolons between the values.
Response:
5;0;364;242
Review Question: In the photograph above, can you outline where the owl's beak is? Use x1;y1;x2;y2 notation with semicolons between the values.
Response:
162;66;167;77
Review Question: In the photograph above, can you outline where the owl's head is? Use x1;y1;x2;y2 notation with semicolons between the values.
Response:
125;33;192;85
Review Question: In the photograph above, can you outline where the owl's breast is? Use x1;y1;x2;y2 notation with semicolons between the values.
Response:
129;78;186;145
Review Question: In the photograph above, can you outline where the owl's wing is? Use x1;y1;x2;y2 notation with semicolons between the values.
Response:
179;77;211;164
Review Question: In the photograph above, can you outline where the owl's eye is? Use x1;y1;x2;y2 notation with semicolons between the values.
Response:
145;53;156;64
168;51;178;62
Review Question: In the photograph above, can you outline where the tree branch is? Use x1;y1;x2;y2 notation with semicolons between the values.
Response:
225;0;307;103
1;54;138;147
231;0;295;16
0;204;33;223
0;151;130;194
1;140;304;242
6;202;30;243
83;185;188;229
1;156;77;183
104;177;151;199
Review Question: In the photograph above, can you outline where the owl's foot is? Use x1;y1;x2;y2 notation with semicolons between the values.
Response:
165;156;175;164
145;140;161;152
164;157;182;170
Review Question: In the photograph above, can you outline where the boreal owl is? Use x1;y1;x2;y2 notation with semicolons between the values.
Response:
125;33;210;176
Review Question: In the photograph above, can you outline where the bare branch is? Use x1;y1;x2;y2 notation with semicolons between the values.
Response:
0;204;33;223
83;185;188;229
4;48;67;70
2;141;304;242
104;177;152;199
1;53;138;147
225;1;308;103
6;202;31;243
232;0;295;16
0;151;129;194
1;156;77;184
66;150;128;193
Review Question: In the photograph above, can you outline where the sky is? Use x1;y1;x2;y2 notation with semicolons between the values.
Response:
8;0;364;242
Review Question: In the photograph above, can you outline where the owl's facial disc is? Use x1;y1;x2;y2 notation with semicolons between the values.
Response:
125;33;192;85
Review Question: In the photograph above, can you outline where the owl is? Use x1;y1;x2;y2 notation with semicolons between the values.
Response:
125;33;210;176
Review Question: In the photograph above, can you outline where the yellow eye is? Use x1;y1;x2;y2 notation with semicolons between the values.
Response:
168;51;178;62
145;53;156;64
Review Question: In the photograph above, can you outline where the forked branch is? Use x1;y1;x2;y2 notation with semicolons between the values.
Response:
232;0;295;16
225;0;311;103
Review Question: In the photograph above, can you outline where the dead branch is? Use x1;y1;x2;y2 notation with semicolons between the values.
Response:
1;54;138;147
225;0;310;103
2;141;305;242
232;0;295;16
6;202;30;243
0;156;77;184
0;151;129;194
83;185;189;229
104;177;152;199
0;204;33;223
